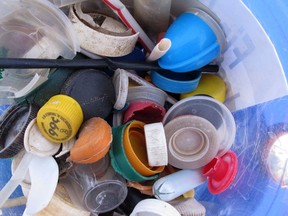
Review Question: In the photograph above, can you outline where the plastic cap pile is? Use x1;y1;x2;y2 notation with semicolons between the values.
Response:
0;0;238;215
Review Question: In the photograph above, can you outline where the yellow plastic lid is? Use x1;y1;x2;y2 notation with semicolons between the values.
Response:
180;74;226;102
36;94;83;143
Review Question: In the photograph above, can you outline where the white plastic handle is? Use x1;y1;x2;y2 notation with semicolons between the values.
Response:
0;153;33;208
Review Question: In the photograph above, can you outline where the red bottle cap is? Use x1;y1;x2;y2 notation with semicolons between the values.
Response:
202;150;238;194
123;100;166;124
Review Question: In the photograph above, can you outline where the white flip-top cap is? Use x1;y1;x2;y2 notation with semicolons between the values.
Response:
130;199;181;216
24;118;61;157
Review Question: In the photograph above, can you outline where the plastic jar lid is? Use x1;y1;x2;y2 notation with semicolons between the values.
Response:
180;73;226;102
170;127;210;160
151;70;202;94
127;86;168;107
69;117;112;164
61;69;115;121
123;100;166;124
109;122;159;182
130;199;181;216
163;96;236;157
36;94;83;143
0;102;38;158
24;118;61;157
164;115;219;169
123;121;165;176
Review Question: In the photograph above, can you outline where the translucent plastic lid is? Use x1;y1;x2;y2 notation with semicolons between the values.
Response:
0;0;79;60
84;180;127;213
163;96;236;157
0;0;80;103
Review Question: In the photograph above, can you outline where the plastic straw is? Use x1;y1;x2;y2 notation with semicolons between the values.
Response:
0;58;219;72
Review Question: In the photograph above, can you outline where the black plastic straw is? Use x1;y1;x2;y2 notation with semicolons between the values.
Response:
0;58;219;72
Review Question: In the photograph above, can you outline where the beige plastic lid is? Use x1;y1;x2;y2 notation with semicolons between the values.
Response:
164;115;219;169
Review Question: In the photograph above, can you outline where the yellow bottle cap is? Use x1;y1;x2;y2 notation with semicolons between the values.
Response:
37;95;83;143
180;74;226;103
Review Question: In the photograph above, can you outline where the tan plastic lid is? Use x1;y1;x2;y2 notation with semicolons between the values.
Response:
164;115;219;169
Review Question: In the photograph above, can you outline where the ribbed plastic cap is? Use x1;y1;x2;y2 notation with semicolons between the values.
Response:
37;94;83;143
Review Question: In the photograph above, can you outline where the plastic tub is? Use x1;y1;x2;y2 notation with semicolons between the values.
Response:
1;0;288;216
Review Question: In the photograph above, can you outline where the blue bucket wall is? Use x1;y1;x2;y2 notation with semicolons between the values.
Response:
1;1;288;215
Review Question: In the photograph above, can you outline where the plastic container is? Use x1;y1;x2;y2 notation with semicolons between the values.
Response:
1;0;288;216
62;156;128;214
163;96;236;157
0;0;79;103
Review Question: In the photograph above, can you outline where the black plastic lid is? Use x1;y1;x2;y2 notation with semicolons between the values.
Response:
0;101;38;158
61;69;115;121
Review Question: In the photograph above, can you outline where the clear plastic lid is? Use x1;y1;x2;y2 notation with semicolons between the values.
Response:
163;96;236;157
84;180;127;213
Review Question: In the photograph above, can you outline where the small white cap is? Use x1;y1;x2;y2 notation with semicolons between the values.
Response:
144;122;168;166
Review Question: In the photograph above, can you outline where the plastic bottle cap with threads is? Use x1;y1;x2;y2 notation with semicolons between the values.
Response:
36;94;83;143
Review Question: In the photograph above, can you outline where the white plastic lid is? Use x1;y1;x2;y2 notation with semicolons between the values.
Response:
24;118;61;157
130;199;181;216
